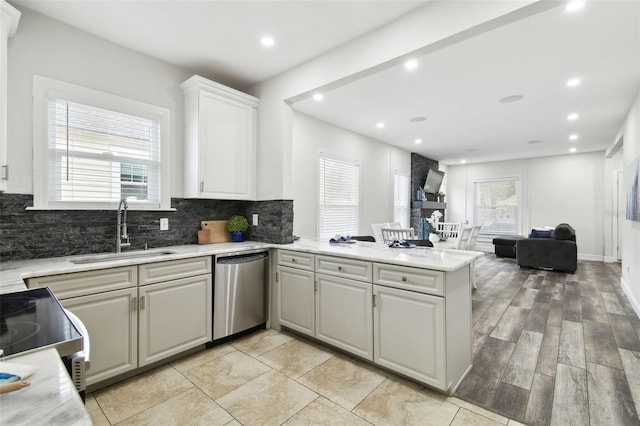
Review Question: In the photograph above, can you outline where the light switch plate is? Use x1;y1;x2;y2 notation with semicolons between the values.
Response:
160;218;169;230
252;214;259;226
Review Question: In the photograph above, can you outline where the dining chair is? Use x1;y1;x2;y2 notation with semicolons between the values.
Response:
436;222;462;239
467;225;482;250
381;227;415;243
456;226;473;249
371;222;401;243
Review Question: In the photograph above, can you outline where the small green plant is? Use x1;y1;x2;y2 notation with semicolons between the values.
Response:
227;215;249;232
437;192;446;197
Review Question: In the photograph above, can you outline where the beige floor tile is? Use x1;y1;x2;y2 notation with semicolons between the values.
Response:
95;365;194;424
216;370;318;425
230;328;293;357
118;388;233;426
224;420;241;426
258;338;334;378
451;408;503;426
354;378;460;425
298;355;385;410
88;408;111;426
507;420;527;426
283;396;371;425
171;344;236;373
447;396;509;424
84;393;101;414
184;350;271;399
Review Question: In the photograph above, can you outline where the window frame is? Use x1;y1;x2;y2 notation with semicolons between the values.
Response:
317;152;360;239
32;75;172;210
473;176;521;236
393;169;410;228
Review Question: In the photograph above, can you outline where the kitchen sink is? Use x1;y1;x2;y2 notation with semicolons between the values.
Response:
70;249;178;264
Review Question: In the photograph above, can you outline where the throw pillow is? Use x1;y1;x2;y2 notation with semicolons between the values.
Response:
529;229;552;238
551;224;575;240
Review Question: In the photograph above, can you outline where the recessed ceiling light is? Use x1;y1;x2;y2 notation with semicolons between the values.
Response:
569;134;579;141
460;159;467;164
414;138;422;144
566;1;585;12
404;59;418;70
376;122;385;129
569;147;577;153
260;36;275;47
527;139;543;144
567;78;582;87
409;116;427;122
499;95;524;104
567;113;579;121
312;93;324;102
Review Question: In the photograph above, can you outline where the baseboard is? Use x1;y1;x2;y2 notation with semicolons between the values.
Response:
577;254;604;262
603;256;617;263
621;276;640;319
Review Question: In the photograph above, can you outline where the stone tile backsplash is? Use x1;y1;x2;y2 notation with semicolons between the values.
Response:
0;194;293;261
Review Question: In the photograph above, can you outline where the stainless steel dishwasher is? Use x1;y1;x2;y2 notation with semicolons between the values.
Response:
213;250;268;341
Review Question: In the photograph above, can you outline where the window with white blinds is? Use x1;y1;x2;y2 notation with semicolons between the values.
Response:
393;171;410;228
33;76;170;210
318;154;360;239
474;177;520;234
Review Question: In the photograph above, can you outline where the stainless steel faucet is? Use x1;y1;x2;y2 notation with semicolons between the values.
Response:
116;198;131;253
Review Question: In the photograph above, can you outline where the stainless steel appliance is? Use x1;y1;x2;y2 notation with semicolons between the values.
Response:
213;251;268;341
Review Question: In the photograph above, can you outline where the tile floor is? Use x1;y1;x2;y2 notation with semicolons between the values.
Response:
87;328;523;425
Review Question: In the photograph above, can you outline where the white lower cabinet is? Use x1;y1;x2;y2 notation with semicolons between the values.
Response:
277;265;315;335
316;273;373;360
60;287;137;387
138;274;212;367
373;285;446;389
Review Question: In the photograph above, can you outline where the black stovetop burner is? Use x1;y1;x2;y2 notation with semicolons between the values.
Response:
0;287;82;358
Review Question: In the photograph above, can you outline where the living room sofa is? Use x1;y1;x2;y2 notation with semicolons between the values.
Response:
515;223;577;273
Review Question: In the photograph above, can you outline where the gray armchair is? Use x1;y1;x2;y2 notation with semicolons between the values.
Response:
516;223;577;273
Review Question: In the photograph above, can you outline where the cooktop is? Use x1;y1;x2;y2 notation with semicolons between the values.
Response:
0;287;83;358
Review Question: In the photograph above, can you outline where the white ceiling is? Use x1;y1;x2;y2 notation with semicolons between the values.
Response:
11;0;640;165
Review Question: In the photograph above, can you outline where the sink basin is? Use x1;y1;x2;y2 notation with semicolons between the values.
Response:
70;249;177;264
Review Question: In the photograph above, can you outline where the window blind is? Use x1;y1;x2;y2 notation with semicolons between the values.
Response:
475;178;519;234
393;172;410;228
48;99;161;207
319;154;359;239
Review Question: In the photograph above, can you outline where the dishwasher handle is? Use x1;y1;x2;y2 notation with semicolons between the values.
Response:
216;252;268;265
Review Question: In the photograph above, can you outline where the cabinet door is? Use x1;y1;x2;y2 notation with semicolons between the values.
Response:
316;274;373;360
374;285;446;390
61;288;137;387
198;91;256;200
277;265;315;336
138;274;212;367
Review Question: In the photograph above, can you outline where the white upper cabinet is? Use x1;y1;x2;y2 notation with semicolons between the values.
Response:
181;75;259;200
0;1;20;192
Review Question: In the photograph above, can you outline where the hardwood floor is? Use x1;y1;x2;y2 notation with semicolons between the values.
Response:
456;254;640;425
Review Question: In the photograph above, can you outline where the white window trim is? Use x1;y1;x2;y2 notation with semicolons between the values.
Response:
473;175;522;236
317;151;360;239
32;75;172;210
393;169;410;228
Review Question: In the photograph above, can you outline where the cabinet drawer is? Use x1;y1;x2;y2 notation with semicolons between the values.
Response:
316;255;372;282
139;256;212;285
277;250;314;271
373;263;444;296
27;266;137;299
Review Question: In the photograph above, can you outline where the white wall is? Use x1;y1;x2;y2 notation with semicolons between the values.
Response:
618;93;640;315
446;151;606;260
6;6;191;196
292;112;410;238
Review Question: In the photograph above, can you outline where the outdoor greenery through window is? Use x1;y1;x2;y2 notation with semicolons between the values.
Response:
394;171;410;228
48;99;161;207
318;154;360;239
474;177;519;234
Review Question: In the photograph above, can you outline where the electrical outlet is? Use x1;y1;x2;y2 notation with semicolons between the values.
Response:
160;218;169;231
252;214;259;226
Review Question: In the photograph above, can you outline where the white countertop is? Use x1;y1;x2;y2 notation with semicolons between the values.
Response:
0;238;481;293
284;238;482;272
0;348;91;425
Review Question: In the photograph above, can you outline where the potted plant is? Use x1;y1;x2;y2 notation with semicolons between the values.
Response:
227;215;249;242
437;192;446;203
